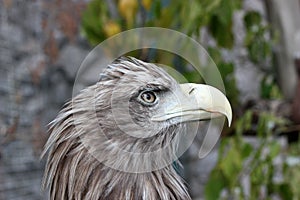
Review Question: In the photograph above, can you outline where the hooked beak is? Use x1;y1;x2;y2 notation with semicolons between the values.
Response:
151;83;232;126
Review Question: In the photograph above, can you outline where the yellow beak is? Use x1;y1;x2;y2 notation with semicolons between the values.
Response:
151;83;232;126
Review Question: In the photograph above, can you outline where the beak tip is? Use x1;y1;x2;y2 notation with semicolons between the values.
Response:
227;116;232;127
224;108;232;127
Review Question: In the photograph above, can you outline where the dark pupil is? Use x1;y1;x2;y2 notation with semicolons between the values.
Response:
143;92;154;102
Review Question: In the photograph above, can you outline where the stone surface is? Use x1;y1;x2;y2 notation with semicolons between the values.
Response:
0;1;88;199
57;44;89;79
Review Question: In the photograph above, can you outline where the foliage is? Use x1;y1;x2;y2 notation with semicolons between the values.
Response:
82;0;241;47
80;0;276;105
283;143;300;199
244;11;272;65
243;11;281;101
81;0;246;106
205;110;295;200
260;75;283;99
81;0;105;44
208;0;241;48
277;142;300;200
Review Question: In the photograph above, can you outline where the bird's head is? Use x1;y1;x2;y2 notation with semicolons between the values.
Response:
70;57;232;172
95;57;232;135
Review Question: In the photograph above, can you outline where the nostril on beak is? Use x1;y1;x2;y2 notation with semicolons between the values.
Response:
188;87;195;95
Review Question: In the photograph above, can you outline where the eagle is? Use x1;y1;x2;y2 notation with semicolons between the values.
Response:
42;57;232;200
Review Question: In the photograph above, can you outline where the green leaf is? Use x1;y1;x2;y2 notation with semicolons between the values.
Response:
260;75;283;99
235;110;253;135
244;11;262;30
207;0;241;48
269;142;280;159
251;164;265;184
278;183;293;200
216;1;233;25
204;169;227;200
241;142;253;159
209;15;234;48
220;142;242;180
218;62;234;77
81;0;108;45
247;39;271;64
244;110;253;131
153;0;162;18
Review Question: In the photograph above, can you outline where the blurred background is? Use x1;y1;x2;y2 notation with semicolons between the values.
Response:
1;0;300;199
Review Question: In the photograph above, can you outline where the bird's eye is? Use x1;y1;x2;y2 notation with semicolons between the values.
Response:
139;91;157;105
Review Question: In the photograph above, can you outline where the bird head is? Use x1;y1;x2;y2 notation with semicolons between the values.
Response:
98;57;231;133
71;57;232;172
